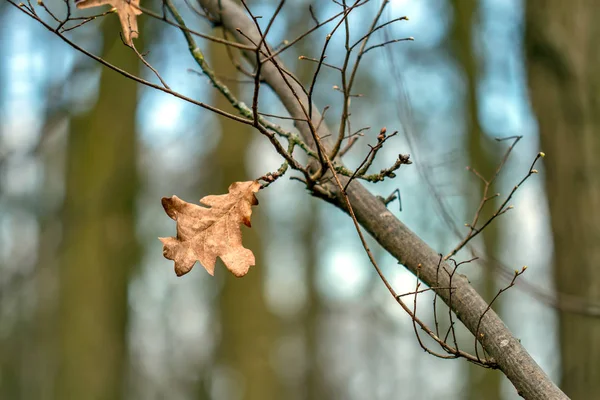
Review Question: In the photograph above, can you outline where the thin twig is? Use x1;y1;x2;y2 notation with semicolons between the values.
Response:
446;137;543;260
130;42;171;89
8;0;252;125
474;266;527;362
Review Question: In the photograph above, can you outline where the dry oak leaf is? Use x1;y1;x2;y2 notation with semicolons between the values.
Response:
75;0;141;45
159;181;261;277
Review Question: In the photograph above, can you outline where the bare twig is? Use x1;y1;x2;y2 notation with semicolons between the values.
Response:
446;137;544;260
343;128;398;191
475;266;528;362
129;42;171;89
8;0;252;126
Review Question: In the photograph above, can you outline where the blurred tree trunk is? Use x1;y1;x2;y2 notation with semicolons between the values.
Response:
450;0;501;398
209;30;283;400
526;2;600;398
31;90;69;399
302;207;326;399
55;16;141;400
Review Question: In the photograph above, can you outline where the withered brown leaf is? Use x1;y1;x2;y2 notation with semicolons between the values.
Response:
75;0;142;45
159;181;261;277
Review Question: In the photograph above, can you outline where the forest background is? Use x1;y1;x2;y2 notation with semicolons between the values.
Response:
1;0;598;399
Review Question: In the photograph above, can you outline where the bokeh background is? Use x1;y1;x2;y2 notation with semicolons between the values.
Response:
1;0;598;399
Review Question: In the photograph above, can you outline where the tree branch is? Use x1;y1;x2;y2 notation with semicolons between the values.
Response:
197;0;566;398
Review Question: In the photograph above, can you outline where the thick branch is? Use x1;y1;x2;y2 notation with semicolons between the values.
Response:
197;1;565;398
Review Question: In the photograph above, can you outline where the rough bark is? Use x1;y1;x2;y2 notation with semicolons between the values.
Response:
526;1;600;398
197;1;566;398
